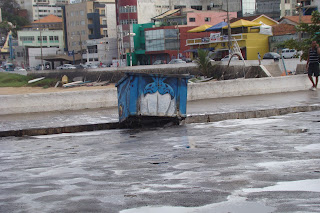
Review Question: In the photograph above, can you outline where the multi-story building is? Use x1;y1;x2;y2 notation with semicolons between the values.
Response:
17;0;68;22
63;0;117;65
280;0;318;17
116;0;241;66
115;0;242;25
280;0;298;17
17;15;65;68
256;0;281;20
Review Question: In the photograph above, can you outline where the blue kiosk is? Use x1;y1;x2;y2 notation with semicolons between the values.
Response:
116;72;191;127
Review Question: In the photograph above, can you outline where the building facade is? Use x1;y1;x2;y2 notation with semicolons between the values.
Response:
17;0;68;22
185;22;272;60
64;0;117;64
280;0;298;17
115;0;242;25
256;0;281;20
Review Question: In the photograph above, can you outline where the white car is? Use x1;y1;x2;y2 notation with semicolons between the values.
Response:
168;59;186;64
281;49;297;59
56;64;77;70
84;64;98;69
221;55;239;61
14;67;26;71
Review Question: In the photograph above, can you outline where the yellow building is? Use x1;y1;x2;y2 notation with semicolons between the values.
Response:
186;18;277;60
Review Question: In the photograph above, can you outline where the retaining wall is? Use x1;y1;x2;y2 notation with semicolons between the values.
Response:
0;75;310;115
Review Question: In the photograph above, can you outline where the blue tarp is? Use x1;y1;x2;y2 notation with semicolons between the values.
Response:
205;22;227;32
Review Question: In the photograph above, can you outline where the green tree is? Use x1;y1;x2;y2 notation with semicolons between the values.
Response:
283;11;320;60
0;0;29;38
194;49;212;77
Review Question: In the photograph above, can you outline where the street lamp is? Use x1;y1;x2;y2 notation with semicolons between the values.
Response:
296;2;303;42
37;8;43;70
124;5;133;66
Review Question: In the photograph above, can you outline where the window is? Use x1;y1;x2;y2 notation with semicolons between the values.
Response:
191;5;202;10
49;36;54;41
174;5;186;9
20;36;35;41
120;19;137;25
205;17;211;22
207;5;212;10
80;10;84;15
54;36;59;41
285;0;290;3
103;30;108;37
119;6;137;13
101;9;105;15
189;17;196;22
81;20;85;25
102;20;107;25
285;10;291;16
42;36;47;41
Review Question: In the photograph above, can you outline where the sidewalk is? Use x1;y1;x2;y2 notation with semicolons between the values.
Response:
1;90;319;134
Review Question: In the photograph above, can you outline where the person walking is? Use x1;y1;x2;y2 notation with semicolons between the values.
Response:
258;52;261;65
306;40;320;91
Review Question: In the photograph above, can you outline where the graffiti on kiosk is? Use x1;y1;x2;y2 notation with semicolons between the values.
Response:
140;77;176;116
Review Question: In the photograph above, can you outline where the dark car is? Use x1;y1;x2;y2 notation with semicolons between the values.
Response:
263;52;281;60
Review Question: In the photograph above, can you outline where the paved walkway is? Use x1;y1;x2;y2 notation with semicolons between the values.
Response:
1;90;319;133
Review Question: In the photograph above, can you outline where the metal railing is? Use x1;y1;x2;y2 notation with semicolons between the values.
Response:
186;33;244;46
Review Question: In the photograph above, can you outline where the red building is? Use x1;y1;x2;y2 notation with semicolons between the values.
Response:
115;0;138;25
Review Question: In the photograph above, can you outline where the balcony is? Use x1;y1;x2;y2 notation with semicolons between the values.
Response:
186;34;245;46
88;24;94;29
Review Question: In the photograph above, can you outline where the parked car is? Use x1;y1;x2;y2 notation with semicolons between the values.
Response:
14;67;26;71
56;64;77;70
281;49;297;59
83;62;99;69
182;58;192;63
83;64;98;69
153;60;165;65
168;59;186;64
221;55;239;61
263;52;281;60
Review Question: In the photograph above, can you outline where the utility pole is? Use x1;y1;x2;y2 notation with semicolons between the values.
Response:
226;0;232;54
37;7;43;70
176;22;180;59
296;2;302;42
125;5;133;66
78;32;83;64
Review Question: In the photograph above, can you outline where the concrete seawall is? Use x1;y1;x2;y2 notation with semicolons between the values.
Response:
0;75;310;115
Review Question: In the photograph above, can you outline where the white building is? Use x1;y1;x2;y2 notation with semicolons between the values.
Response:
17;0;68;22
280;0;298;17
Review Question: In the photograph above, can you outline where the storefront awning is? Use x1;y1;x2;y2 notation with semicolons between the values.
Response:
187;24;212;33
205;22;227;31
222;19;261;29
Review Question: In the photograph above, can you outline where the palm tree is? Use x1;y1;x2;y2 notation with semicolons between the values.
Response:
194;49;212;77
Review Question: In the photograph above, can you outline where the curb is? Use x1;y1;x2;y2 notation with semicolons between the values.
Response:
1;105;319;137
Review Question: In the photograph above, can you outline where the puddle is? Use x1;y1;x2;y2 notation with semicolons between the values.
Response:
32;130;119;138
120;196;275;213
243;179;320;193
295;143;320;152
